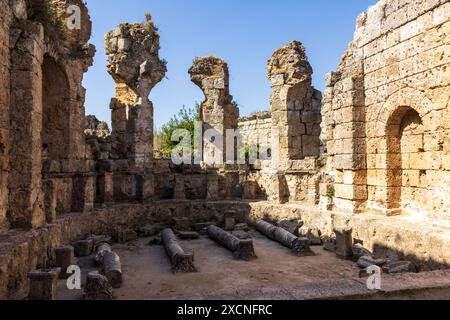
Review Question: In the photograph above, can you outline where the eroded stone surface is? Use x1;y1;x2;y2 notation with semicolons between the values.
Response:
1;0;449;301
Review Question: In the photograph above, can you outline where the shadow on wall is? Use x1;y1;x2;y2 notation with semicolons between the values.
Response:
355;238;450;272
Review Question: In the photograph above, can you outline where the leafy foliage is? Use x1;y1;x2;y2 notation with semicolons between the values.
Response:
30;0;66;39
155;104;201;159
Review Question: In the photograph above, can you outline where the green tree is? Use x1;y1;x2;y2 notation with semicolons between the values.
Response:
154;104;200;159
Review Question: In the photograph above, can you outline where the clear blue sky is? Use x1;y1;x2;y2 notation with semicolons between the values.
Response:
83;0;377;129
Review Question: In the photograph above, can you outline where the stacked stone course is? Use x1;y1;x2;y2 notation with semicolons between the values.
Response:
0;0;449;299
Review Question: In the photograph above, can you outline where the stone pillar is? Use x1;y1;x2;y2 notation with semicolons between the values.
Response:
322;60;367;214
27;268;60;300
189;57;239;167
8;22;45;229
174;174;186;200
206;174;220;201
72;175;95;212
334;227;354;260
105;18;167;171
267;41;322;170
54;246;74;279
43;179;57;224
96;171;114;205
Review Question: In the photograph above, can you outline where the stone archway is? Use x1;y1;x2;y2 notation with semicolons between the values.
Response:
375;88;437;216
385;107;426;214
41;55;70;161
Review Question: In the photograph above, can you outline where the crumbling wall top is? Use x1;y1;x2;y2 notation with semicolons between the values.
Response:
188;56;230;93
267;40;313;86
105;17;167;100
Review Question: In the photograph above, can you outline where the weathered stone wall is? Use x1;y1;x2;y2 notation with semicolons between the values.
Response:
2;198;450;299
268;41;322;170
0;0;12;229
189;57;239;166
0;200;250;299
323;0;450;218
4;0;95;228
106;19;166;169
238;111;272;149
248;201;450;270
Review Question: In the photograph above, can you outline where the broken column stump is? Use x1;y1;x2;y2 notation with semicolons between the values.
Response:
54;246;74;279
161;228;197;273
334;227;353;259
224;211;236;231
137;224;160;238
207;225;256;261
73;239;94;257
84;271;114;300
117;229;138;243
27;268;61;300
103;251;123;288
173;218;191;231
254;220;315;257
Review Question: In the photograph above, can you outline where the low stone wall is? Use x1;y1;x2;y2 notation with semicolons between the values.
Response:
2;199;450;299
0;200;249;299
248;202;450;271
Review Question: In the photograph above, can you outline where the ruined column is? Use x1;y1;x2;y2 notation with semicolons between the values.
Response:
267;41;322;169
54;246;74;279
189;57;239;167
105;17;167;169
27;268;60;300
254;220;315;257
207;225;256;261
161;228;197;273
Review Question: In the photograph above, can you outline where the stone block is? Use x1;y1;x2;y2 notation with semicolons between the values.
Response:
224;211;236;231
137;224;160;238
334;227;353;260
27;268;60;300
117;229;138;243
54;246;74;279
73;239;94;257
173;218;191;231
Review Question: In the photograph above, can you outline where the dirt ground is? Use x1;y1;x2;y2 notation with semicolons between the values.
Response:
58;230;362;300
57;230;450;300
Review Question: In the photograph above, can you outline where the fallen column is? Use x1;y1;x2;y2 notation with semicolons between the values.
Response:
161;228;197;273
103;251;123;288
207;225;256;261
254;220;315;257
94;243;112;267
84;271;114;300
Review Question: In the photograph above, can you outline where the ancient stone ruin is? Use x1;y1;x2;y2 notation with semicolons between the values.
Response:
0;0;449;300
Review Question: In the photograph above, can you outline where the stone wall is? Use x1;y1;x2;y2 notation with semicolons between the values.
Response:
3;0;96;228
238;111;272;150
268;41;322;170
0;0;12;228
322;0;450;218
189;57;239;167
2;0;449;301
